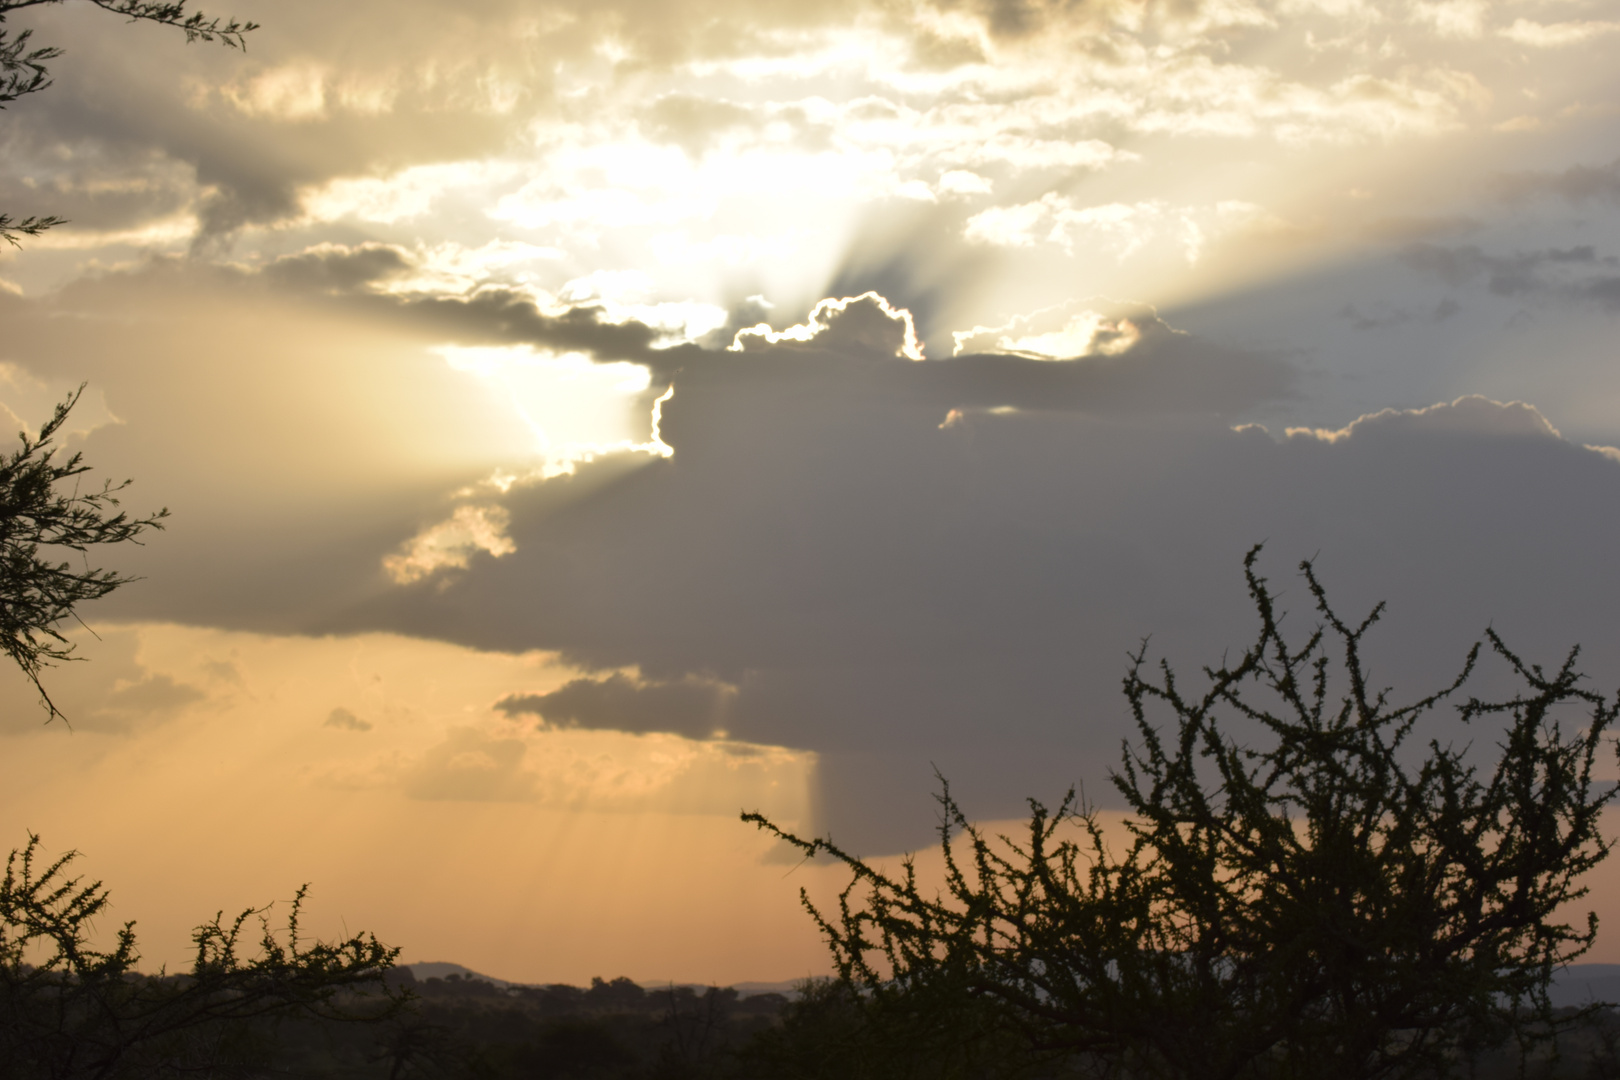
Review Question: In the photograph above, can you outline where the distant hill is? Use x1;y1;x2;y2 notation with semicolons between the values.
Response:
404;962;1620;1007
404;963;801;998
405;962;513;987
1551;964;1620;1009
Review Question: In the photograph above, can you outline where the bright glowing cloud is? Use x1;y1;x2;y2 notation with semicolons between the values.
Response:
383;504;517;585
731;292;926;360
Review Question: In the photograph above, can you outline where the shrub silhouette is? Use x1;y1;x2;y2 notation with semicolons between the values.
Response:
748;547;1620;1080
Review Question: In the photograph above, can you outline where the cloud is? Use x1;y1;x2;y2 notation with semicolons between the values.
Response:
1498;19;1620;48
1334;298;1459;330
639;94;763;157
260;292;1618;853
964;197;1280;263
6;262;1589;848
731;292;925;361
1401;242;1620;310
0;628;205;735
952;298;1167;358
262;243;414;293
0;0;1568;270
495;672;737;738
324;706;373;731
1283;394;1562;443
1493;157;1620;207
384;505;517;585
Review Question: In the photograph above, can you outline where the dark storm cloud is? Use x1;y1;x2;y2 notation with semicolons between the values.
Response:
495;673;735;739
14;259;1617;853
301;294;1620;852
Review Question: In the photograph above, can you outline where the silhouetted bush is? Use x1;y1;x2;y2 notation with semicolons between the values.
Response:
749;548;1620;1080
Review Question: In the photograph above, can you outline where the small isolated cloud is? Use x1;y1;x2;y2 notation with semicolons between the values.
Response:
402;726;536;802
324;706;372;731
495;673;738;739
383;505;517;585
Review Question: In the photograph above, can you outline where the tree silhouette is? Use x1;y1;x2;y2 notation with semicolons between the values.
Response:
0;389;167;721
748;547;1620;1080
0;836;401;1079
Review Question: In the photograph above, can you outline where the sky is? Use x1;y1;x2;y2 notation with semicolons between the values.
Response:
3;0;1620;984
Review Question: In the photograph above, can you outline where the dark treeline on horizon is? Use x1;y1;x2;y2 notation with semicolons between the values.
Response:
224;969;1620;1080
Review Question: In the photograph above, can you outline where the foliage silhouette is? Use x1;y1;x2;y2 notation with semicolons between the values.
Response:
747;547;1620;1080
0;388;167;722
0;834;401;1078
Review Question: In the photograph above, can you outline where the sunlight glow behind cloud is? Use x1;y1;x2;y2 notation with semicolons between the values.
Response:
433;345;656;458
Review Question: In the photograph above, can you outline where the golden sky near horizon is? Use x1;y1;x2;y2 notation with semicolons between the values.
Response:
5;0;1620;982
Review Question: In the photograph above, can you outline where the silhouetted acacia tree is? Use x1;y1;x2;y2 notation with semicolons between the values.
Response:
0;389;167;721
0;835;401;1079
747;547;1619;1080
